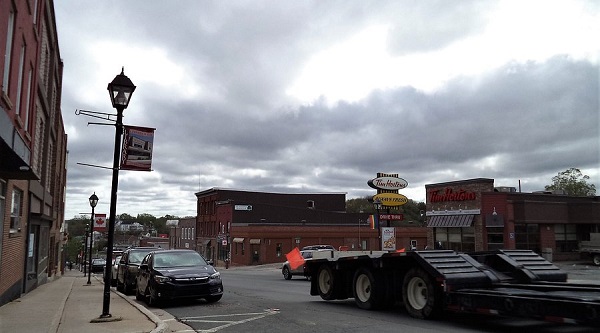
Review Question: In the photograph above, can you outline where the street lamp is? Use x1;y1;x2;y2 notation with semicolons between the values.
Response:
101;68;136;318
372;199;382;250
87;192;98;285
83;223;89;276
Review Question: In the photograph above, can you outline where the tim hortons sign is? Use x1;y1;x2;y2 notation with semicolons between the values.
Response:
368;176;409;190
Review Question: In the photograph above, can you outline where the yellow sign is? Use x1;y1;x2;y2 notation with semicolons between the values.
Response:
373;193;408;206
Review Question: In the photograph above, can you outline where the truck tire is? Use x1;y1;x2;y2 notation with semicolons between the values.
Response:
353;268;385;310
402;268;442;319
593;254;600;266
317;264;342;300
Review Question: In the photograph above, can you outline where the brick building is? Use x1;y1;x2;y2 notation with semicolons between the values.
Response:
166;217;197;250
195;188;427;266
425;178;600;261
1;0;67;306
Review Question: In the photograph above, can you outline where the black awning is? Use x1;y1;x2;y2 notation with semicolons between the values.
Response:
427;214;474;228
0;136;38;180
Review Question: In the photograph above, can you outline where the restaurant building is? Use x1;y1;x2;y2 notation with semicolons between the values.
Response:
425;178;600;261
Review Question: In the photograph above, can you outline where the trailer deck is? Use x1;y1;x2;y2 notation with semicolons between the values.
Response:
306;249;600;325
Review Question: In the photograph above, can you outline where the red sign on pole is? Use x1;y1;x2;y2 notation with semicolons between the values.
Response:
379;214;404;221
93;214;107;232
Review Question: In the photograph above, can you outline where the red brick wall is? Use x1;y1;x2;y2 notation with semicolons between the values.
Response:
1;180;28;302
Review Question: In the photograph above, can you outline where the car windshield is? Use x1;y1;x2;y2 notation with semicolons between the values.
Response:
129;250;153;263
93;259;106;264
153;252;207;268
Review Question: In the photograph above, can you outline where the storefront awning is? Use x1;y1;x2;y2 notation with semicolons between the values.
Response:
249;238;261;244
0;133;38;180
233;238;245;243
427;215;474;228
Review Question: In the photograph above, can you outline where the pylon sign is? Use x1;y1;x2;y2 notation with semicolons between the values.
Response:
373;192;408;206
367;176;408;191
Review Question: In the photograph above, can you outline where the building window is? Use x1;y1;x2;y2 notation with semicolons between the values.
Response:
24;68;32;128
14;41;26;116
2;7;15;94
276;243;282;257
0;180;5;259
515;224;540;253
10;187;23;232
434;227;475;252
555;224;577;253
487;227;504;251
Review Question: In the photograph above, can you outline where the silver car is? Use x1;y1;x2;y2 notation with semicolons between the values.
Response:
282;246;335;280
282;250;314;280
110;255;121;286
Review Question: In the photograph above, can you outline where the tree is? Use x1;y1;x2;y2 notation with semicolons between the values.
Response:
545;168;596;196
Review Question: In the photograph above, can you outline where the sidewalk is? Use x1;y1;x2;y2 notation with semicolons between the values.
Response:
0;268;187;333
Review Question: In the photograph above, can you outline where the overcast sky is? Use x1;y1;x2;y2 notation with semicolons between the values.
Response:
55;0;600;220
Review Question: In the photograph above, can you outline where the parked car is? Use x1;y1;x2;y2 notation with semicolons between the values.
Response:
91;258;106;273
282;245;335;280
135;249;223;306
105;255;122;287
116;247;157;294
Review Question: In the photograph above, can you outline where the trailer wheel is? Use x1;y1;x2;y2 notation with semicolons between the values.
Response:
593;254;600;266
353;268;384;310
402;268;442;319
317;264;341;300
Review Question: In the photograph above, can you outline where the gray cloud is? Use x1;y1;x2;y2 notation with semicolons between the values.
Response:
55;1;599;219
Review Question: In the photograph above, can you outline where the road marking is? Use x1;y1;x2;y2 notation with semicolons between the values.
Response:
179;309;280;332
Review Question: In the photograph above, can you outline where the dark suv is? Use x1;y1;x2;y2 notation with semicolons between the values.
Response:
116;247;157;294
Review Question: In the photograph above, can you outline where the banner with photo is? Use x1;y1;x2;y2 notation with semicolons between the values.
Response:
121;125;155;171
381;227;396;251
93;213;107;232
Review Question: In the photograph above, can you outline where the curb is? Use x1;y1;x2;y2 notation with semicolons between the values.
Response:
94;276;168;333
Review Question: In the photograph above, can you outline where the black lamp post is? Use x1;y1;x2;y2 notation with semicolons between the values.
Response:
87;192;98;285
101;68;136;318
372;199;382;250
83;223;89;275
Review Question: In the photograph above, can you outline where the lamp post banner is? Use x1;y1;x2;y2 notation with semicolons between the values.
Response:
93;213;107;232
120;125;155;171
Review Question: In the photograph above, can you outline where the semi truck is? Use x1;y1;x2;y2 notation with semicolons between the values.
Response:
305;249;600;325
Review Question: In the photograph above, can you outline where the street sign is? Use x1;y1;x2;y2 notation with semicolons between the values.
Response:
379;214;404;221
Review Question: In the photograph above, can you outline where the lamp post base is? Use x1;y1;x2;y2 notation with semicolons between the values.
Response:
91;315;122;322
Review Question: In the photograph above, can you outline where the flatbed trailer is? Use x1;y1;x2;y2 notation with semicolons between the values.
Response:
305;249;600;325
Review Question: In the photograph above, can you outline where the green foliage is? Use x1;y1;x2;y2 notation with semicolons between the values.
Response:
66;216;92;238
118;213;135;220
346;196;376;213
545;168;596;196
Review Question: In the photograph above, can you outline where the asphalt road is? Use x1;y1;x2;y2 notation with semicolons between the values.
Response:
132;262;600;333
